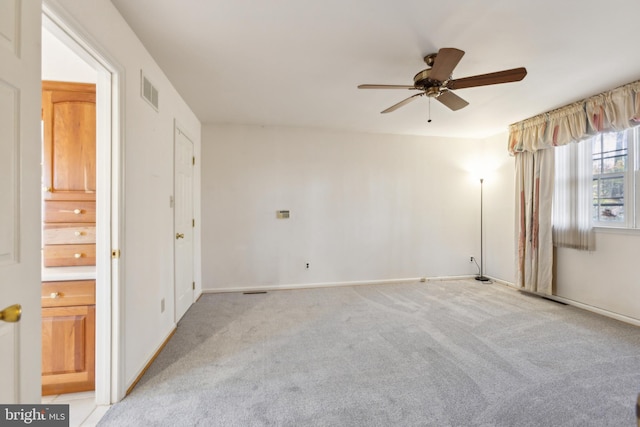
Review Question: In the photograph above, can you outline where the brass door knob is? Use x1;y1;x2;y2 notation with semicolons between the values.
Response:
0;304;21;323
176;233;184;239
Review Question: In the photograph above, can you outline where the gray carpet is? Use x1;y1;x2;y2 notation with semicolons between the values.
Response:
98;280;640;426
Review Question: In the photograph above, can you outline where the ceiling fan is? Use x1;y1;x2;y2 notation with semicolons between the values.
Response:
358;48;527;113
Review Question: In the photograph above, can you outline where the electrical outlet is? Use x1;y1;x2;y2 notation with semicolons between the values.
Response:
470;256;474;262
161;298;165;313
306;262;310;269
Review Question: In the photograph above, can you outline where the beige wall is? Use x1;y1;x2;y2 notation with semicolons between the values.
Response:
556;231;640;321
202;124;494;291
56;0;202;389
481;132;516;284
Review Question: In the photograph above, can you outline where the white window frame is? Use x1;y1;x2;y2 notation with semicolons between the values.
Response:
591;127;638;229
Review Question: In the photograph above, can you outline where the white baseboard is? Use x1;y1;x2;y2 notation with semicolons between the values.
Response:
487;276;640;327
540;294;640;327
201;275;496;294
202;277;425;294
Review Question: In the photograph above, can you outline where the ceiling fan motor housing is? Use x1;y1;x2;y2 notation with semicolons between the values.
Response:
413;69;442;96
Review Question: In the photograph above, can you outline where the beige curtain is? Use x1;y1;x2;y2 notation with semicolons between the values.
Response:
515;148;554;294
509;79;640;293
510;80;640;155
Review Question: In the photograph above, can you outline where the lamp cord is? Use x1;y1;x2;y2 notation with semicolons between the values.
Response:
473;257;481;275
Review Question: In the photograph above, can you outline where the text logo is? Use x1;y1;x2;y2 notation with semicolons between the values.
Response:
0;405;69;427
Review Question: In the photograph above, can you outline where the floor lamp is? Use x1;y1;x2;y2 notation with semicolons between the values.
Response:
475;178;490;282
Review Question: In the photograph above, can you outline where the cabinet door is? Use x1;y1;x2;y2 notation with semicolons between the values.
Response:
41;305;95;395
42;81;96;201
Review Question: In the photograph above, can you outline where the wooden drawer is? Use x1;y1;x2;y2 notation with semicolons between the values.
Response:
41;280;95;308
44;201;95;223
43;244;96;267
44;223;96;245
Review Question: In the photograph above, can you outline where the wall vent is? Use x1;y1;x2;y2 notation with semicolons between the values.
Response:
141;70;159;111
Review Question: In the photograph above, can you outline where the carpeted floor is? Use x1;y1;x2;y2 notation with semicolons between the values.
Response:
98;280;640;426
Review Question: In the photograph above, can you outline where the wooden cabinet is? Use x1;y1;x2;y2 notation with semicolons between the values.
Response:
41;280;95;396
42;81;96;202
42;81;96;267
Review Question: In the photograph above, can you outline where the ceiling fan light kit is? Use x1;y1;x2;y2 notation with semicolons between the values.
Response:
358;47;527;115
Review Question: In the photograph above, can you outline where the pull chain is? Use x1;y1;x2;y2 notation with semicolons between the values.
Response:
427;97;432;123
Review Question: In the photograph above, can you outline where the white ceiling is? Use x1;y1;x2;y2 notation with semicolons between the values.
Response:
111;0;640;139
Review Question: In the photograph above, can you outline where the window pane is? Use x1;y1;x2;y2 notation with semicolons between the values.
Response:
593;158;601;174
598;205;625;222
591;130;629;225
598;176;624;199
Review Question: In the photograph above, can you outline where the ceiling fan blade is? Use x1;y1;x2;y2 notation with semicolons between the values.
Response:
429;48;465;82
448;67;527;90
381;92;424;114
436;91;469;111
358;84;417;90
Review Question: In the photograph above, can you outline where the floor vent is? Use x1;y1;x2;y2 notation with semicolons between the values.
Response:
141;70;159;111
243;291;267;295
541;296;568;305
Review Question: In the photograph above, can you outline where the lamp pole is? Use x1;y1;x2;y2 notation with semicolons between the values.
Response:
476;178;490;282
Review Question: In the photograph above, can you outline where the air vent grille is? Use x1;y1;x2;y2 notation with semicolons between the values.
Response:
141;71;159;111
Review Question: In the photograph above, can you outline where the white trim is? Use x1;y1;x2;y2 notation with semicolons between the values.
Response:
202;277;424;294
546;294;640;327
485;276;516;288
42;0;126;404
593;226;640;235
489;276;640;327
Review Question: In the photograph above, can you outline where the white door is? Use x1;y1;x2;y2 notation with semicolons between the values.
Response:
174;125;194;322
0;0;43;403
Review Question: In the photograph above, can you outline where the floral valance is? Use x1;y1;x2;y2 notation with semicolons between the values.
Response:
508;80;640;154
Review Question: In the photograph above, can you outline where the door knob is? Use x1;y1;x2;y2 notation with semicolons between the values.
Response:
176;233;184;239
0;304;21;323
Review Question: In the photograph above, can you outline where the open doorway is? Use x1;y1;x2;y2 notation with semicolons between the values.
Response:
41;2;124;406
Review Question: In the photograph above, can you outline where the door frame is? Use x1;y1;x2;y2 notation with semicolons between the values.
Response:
42;1;126;404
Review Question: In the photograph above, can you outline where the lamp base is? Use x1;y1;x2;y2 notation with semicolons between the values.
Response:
475;275;491;282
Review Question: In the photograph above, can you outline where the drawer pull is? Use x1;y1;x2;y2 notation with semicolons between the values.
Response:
50;292;61;299
73;209;83;215
74;253;84;259
74;231;84;237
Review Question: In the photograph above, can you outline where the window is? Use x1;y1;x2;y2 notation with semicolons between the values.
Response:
591;128;638;228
